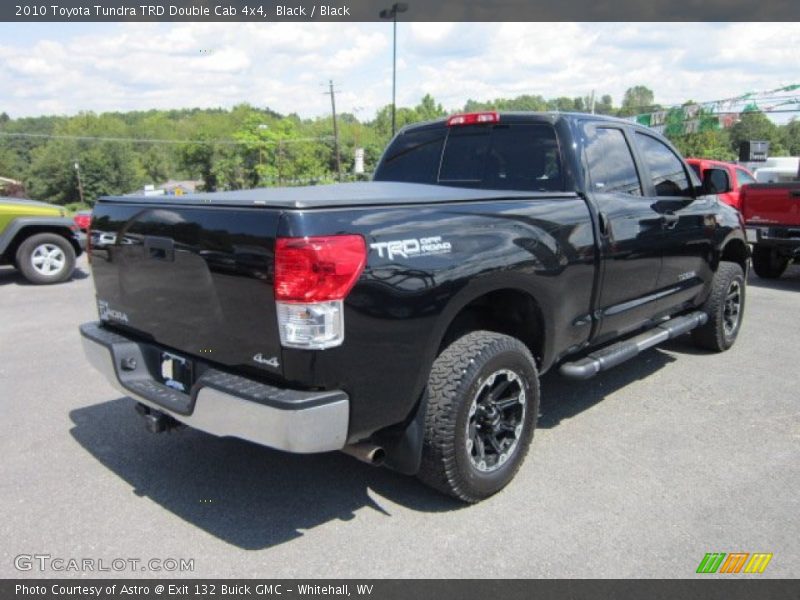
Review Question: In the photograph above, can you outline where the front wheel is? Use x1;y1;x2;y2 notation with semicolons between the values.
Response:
417;331;539;503
691;261;745;352
15;233;76;284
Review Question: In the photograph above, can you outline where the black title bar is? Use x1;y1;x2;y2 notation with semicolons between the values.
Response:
4;0;799;22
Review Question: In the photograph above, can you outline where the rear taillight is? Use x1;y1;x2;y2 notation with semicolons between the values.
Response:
447;111;500;126
274;235;366;349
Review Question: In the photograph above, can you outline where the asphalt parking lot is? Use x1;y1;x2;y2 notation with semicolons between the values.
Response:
1;255;798;578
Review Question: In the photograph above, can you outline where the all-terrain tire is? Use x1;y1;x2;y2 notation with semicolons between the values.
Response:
752;245;788;279
417;331;539;503
691;261;745;352
15;232;76;284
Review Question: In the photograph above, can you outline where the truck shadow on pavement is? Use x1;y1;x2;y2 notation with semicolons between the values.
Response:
539;348;677;428
746;264;800;291
69;398;462;550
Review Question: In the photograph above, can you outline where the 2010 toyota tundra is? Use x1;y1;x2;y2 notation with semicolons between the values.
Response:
80;112;749;502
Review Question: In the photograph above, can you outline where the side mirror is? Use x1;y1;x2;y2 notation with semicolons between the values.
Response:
700;168;732;195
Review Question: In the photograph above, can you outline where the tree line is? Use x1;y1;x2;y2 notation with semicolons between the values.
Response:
1;86;798;207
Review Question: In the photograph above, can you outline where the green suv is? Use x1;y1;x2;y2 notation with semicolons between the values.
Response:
0;197;84;284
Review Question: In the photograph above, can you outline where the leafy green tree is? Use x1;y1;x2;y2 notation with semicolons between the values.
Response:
595;94;616;115
0;144;24;178
728;111;786;156
620;85;657;117
140;146;173;184
26;137;142;205
670;130;736;161
234;117;328;186
415;94;446;121
180;137;220;191
547;97;576;111
779;118;800;156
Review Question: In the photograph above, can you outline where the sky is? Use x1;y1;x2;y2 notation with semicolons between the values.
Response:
1;22;799;120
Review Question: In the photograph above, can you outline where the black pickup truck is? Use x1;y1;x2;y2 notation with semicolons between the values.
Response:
81;112;749;502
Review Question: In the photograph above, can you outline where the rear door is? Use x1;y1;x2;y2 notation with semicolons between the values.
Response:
632;131;715;313
582;123;664;341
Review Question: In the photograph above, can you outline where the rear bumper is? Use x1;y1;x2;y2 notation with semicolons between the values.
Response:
80;321;349;453
746;225;800;251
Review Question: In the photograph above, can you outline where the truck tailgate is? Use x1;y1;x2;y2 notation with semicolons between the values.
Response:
741;183;800;226
90;202;283;376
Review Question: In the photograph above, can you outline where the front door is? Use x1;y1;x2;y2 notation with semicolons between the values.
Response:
631;131;715;315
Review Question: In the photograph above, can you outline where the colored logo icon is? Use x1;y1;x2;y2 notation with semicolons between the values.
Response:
696;552;773;574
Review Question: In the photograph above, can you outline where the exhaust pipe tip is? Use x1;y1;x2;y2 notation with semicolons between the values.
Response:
342;443;385;466
370;447;386;466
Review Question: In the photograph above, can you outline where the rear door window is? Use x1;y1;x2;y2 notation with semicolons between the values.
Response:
583;126;642;195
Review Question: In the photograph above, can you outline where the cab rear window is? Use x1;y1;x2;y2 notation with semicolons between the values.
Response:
375;123;564;192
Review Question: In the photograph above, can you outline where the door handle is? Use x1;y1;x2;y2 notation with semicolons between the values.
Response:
144;236;175;261
790;190;800;198
660;214;679;229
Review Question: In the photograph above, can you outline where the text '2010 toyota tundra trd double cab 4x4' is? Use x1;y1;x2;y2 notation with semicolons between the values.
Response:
81;112;749;502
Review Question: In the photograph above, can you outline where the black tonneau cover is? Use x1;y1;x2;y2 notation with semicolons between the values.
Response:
100;182;576;209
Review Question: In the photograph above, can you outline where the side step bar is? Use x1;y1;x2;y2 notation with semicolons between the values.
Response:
559;311;708;380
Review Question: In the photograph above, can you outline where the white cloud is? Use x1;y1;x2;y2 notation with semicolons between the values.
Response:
0;22;798;120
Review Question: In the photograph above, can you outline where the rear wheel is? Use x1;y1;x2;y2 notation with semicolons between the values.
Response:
16;233;76;284
752;245;788;279
417;331;539;503
691;261;745;352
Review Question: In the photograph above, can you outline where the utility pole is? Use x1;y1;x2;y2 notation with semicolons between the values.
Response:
74;160;85;205
326;79;342;182
590;90;596;115
278;139;284;186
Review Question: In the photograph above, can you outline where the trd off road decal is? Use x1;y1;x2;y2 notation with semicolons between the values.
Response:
370;236;452;260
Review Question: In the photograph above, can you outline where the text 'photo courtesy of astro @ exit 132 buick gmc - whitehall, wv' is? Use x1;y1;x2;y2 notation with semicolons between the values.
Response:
80;111;749;503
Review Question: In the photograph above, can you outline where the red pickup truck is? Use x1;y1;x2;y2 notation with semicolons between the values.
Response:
686;158;756;211
741;182;800;278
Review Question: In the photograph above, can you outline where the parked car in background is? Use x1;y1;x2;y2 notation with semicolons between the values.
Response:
686;158;756;211
753;157;800;184
73;209;92;232
741;181;800;279
0;197;83;284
